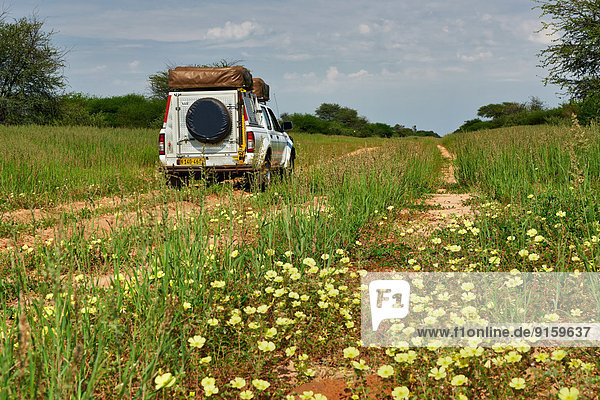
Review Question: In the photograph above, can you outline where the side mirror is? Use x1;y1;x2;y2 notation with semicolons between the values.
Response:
281;121;293;131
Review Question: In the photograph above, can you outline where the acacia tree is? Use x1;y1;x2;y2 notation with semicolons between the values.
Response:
535;0;600;99
0;14;67;124
147;59;244;99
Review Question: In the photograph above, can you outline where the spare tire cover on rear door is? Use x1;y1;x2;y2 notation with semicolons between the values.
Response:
185;98;232;144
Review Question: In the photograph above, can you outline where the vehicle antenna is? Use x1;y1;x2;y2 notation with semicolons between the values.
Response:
272;92;281;117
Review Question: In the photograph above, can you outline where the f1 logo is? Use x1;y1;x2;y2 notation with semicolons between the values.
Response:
369;280;411;331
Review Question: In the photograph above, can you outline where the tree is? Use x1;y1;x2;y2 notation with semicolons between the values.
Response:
315;103;341;121
147;70;170;100
147;59;244;99
477;102;525;119
535;0;600;99
0;13;67;124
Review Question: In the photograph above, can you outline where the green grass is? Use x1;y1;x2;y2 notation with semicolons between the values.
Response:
0;125;158;211
0;128;441;398
2;124;600;399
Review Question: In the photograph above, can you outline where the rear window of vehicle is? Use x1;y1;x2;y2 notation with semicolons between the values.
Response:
242;93;261;127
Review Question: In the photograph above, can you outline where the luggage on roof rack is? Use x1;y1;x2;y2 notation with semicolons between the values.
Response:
252;78;270;101
168;66;253;90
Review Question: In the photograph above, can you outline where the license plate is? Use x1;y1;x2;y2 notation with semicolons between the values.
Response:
178;158;205;166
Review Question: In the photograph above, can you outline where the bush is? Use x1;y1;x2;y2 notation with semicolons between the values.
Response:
54;94;107;127
85;94;167;129
286;113;329;134
457;119;495;132
574;95;600;126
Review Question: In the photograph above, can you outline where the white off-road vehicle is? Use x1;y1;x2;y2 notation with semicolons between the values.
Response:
158;67;294;189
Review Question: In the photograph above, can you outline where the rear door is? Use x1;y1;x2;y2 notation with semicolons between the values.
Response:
176;91;239;157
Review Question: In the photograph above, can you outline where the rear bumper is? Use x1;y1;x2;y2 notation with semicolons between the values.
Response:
165;164;255;175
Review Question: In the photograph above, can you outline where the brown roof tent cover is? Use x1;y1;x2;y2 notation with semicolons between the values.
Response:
168;66;253;90
252;78;270;101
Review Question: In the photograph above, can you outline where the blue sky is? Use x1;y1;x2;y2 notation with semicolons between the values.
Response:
5;0;561;134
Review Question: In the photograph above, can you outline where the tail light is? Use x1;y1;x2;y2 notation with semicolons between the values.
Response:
163;95;172;123
247;131;255;153
159;132;165;155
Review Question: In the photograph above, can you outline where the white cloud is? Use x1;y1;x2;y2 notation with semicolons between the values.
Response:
457;51;493;62
358;24;371;34
348;69;370;78
206;21;261;41
277;53;313;62
326;66;340;81
283;72;299;80
129;60;140;69
528;26;559;45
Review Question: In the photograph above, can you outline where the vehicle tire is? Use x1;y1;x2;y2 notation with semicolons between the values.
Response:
185;98;231;144
167;173;182;188
282;150;295;180
256;158;272;192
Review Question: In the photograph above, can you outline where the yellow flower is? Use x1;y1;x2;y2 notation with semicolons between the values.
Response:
230;377;246;389
505;351;522;363
200;356;212;364
211;280;226;288
351;359;369;371
509;377;526;390
285;346;297;357
558;387;579;400
450;375;468;386
302;257;316;267
252;379;270;391
437;356;453;367
188;335;206;349
551;349;567;361
343;346;360;359
258;340;276;352
428;366;447;380
256;305;269;314
391;386;410;400
230;250;239;258
377;365;394;378
201;377;216;388
154;373;176;390
240;390;254;399
545;313;560;322
265;327;278;338
204;385;219;397
518;249;529;257
183;301;192;310
298;392;314;400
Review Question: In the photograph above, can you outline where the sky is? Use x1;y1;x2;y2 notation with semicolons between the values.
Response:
4;0;562;135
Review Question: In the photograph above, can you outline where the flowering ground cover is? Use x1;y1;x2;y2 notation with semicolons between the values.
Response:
1;123;600;399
